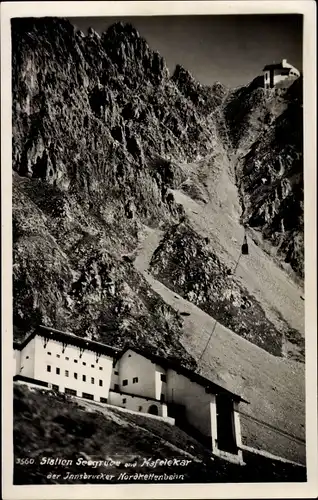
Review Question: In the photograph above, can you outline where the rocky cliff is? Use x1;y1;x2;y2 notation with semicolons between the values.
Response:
13;17;227;365
224;77;303;278
12;17;303;365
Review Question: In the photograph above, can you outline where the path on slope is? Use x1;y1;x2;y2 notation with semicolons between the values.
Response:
133;153;305;464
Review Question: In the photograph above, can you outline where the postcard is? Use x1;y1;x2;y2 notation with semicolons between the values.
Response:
1;1;317;499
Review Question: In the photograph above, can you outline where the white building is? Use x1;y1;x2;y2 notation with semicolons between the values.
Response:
13;325;117;402
263;59;300;89
14;325;248;465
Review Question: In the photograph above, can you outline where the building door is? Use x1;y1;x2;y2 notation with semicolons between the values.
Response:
148;404;159;415
216;395;237;454
167;403;185;425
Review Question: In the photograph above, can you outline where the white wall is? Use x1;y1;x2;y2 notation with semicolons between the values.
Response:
273;72;289;86
108;390;167;416
166;369;213;437
273;68;299;86
32;335;113;401
13;349;21;376
18;338;36;378
118;350;157;399
232;401;244;464
110;361;120;390
264;71;270;83
209;395;218;452
263;70;271;89
233;401;243;450
166;369;242;461
155;364;167;401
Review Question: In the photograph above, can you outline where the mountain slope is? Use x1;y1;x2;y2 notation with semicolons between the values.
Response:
11;18;224;357
11;17;305;466
148;149;304;361
14;384;306;482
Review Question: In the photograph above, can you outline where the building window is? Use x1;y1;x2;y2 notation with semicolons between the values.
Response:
48;352;51;356
74;359;78;363
47;365;51;372
56;354;60;358
122;398;126;404
26;356;29;359
91;377;94;384
160;393;165;402
100;397;107;403
82;375;86;382
52;384;59;391
128;354;131;357
114;371;119;375
56;367;60;375
133;377;138;384
65;370;69;377
99;380;103;387
91;364;95;368
114;384;119;391
123;379;128;386
74;373;78;379
83;362;86;366
160;374;166;383
138;406;142;412
65;388;76;396
82;392;94;400
65;357;69;360
99;367;103;371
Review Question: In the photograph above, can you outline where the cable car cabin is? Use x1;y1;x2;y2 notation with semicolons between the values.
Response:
241;236;249;255
241;243;249;255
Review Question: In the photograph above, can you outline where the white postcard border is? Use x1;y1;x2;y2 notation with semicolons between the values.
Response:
1;1;317;499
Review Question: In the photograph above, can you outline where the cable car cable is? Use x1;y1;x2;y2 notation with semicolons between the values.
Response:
198;232;249;364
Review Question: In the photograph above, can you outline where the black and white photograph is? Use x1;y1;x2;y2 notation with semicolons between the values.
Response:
1;1;317;498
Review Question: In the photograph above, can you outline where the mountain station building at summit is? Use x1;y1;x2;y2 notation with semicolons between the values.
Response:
263;59;300;89
13;325;248;465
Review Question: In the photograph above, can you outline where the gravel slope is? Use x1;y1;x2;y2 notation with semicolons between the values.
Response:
171;153;304;336
132;152;305;464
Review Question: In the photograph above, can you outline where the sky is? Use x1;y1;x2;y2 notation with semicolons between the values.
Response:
69;15;302;88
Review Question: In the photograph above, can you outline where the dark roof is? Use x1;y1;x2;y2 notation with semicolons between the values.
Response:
263;63;293;71
14;325;119;358
115;346;249;404
14;374;49;388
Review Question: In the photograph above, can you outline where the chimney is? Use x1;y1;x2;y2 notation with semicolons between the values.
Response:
282;59;287;66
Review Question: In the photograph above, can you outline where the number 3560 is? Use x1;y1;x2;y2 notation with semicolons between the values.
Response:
16;458;35;465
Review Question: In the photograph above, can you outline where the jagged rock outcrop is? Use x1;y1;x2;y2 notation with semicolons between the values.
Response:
12;18;224;191
172;64;226;114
